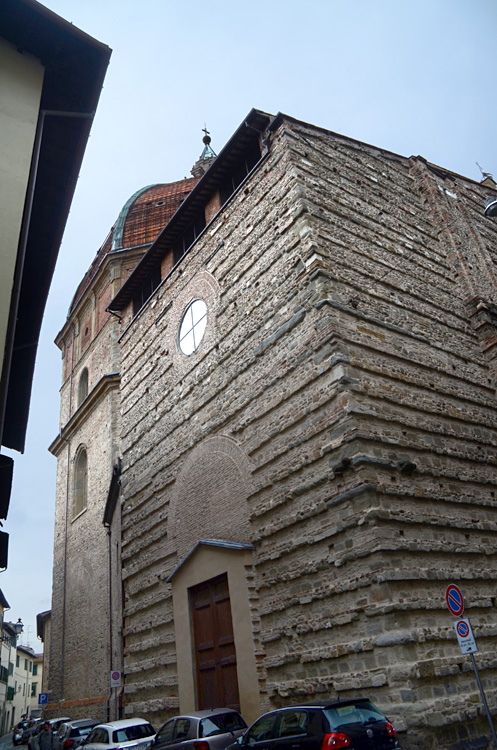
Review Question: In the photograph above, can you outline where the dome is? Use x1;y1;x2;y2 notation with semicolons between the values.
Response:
112;179;198;250
69;177;198;314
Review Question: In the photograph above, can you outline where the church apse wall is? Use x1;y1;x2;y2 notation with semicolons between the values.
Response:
114;114;497;749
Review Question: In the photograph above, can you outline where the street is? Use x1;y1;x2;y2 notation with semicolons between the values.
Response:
0;734;14;750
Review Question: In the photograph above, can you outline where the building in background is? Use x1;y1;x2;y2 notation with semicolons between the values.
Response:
30;654;43;718
1;618;27;731
1;622;17;733
36;611;50;698
0;0;111;565
0;592;13;733
12;644;37;721
47;110;497;750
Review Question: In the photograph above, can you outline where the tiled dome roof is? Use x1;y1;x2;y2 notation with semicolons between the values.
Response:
69;177;198;314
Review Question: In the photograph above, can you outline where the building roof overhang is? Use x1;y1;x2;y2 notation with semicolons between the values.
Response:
166;539;255;583
0;589;10;610
36;610;50;641
0;0;111;453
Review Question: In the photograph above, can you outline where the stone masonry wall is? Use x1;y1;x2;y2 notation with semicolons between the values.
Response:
49;301;123;719
117;119;497;750
49;384;121;720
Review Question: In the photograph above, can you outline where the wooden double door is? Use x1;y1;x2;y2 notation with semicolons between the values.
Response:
190;573;240;710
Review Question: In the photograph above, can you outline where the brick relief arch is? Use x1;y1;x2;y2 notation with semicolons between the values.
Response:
170;436;254;560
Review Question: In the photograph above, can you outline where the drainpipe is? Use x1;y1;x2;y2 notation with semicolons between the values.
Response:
104;524;113;721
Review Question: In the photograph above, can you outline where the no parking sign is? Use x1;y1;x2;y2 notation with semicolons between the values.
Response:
446;583;464;617
110;670;122;689
454;618;478;655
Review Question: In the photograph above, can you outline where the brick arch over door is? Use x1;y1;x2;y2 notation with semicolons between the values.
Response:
170;436;254;560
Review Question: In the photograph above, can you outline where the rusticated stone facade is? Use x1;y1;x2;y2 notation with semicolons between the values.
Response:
50;111;497;750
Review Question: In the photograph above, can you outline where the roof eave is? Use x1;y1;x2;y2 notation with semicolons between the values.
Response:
0;0;111;452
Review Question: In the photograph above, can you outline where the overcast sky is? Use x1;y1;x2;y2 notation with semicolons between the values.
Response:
3;0;496;652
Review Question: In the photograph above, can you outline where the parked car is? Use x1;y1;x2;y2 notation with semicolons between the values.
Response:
51;720;73;735
228;699;401;750
22;719;44;744
81;719;156;750
29;719;72;750
55;720;100;750
13;722;30;746
152;709;247;750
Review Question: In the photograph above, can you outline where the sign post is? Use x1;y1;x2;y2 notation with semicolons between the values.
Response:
445;585;497;747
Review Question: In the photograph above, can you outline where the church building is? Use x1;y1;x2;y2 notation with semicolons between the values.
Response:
47;109;497;750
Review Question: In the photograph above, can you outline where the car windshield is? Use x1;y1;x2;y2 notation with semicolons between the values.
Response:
324;701;386;729
112;725;155;743
200;714;247;738
74;727;95;738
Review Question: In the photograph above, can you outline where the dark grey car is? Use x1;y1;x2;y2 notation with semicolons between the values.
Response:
29;718;72;750
55;720;100;750
152;709;247;750
21;719;42;745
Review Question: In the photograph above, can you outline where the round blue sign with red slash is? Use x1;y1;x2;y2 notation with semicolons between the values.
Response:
446;584;464;617
456;621;469;638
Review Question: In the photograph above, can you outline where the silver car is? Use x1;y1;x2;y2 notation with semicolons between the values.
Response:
55;720;100;750
152;709;247;750
82;718;155;750
29;719;72;750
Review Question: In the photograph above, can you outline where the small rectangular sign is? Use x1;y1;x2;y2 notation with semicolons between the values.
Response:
454;618;478;654
38;693;48;705
110;670;122;688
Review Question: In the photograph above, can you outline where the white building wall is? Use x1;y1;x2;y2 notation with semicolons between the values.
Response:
12;648;35;720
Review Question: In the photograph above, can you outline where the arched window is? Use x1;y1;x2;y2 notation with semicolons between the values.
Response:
78;368;89;405
73;448;88;519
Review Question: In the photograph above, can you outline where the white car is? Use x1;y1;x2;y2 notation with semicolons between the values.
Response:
82;719;156;750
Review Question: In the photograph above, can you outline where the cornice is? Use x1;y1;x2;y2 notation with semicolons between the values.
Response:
49;372;120;456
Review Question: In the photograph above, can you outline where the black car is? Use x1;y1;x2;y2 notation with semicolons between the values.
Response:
229;699;401;750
